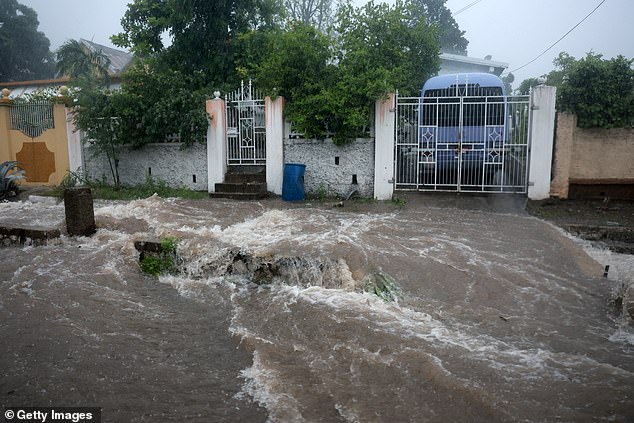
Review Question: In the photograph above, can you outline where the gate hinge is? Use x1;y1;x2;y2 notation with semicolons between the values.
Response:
531;105;540;110
388;179;395;184
528;181;535;187
389;108;396;113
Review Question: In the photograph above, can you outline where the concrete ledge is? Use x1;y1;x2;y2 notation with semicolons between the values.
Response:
0;225;61;246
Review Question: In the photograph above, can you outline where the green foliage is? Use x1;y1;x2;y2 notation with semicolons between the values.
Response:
112;0;282;85
501;73;514;95
284;0;334;32
410;0;468;55
56;40;111;81
0;0;55;82
555;52;634;128
140;236;179;277
114;62;209;147
517;77;540;95
70;78;125;187
87;175;208;201
366;271;402;302
241;2;439;144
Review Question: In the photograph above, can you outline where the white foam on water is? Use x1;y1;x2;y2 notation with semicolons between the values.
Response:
253;284;634;382
555;226;634;345
237;350;307;423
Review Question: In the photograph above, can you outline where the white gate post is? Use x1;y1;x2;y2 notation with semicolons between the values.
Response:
374;93;396;200
528;85;557;200
206;95;227;193
64;107;84;176
265;96;284;195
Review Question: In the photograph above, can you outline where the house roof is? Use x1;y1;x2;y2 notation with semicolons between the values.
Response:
440;53;509;70
80;39;133;76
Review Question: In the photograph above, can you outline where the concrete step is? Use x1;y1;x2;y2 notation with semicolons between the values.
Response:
215;182;266;194
225;165;266;184
209;191;268;200
225;172;266;184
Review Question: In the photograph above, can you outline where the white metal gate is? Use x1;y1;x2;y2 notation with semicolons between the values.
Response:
395;92;531;193
226;80;266;165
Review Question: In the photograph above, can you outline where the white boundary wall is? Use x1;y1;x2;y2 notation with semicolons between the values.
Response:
84;142;208;190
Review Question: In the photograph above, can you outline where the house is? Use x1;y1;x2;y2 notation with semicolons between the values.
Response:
1;39;133;98
439;53;508;76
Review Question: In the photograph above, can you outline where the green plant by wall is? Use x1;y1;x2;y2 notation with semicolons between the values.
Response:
140;237;179;277
366;271;402;302
555;52;634;128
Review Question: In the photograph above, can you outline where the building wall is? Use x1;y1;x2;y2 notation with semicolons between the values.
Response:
84;142;208;191
283;138;375;198
551;112;634;199
0;99;70;186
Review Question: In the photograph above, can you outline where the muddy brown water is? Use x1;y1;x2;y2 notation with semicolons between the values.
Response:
1;196;633;422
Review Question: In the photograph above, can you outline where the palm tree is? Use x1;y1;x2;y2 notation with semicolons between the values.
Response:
56;39;111;83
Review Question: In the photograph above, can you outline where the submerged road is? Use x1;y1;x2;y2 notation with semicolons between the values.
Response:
0;194;632;422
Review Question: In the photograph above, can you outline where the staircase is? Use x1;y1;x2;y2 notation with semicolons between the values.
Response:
210;165;267;200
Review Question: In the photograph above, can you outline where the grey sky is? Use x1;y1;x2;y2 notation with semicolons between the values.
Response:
20;0;634;87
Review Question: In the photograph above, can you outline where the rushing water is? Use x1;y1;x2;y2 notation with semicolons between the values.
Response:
1;195;632;422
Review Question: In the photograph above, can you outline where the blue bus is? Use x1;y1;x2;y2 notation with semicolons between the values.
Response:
417;72;523;190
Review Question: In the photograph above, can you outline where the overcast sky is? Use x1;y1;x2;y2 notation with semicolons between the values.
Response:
19;0;634;87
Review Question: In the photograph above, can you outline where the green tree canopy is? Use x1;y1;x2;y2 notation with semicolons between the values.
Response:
239;1;439;143
410;0;468;55
556;52;634;128
516;77;540;95
0;0;55;82
56;40;111;82
112;0;282;87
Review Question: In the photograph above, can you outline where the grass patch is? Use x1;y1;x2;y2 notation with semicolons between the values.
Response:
140;236;179;277
54;173;208;201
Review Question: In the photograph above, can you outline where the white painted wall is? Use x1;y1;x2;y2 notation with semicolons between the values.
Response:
84;142;207;190
266;96;284;195
283;138;375;198
374;94;396;200
528;85;557;200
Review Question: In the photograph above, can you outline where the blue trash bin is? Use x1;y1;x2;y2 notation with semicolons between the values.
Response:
282;163;306;201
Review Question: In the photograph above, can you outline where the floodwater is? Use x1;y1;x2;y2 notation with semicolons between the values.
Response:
1;195;632;422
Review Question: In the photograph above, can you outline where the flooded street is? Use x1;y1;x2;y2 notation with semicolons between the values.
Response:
1;195;632;422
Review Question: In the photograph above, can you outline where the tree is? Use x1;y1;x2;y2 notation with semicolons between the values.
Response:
0;0;54;82
517;77;540;95
284;0;335;32
241;1;439;143
556;52;633;128
410;0;468;55
501;73;514;95
546;51;577;87
112;0;282;86
56;40;111;81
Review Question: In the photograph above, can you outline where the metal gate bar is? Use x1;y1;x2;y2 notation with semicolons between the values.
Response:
226;80;266;165
395;93;531;193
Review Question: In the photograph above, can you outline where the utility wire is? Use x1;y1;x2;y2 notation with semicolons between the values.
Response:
507;0;607;74
454;0;485;16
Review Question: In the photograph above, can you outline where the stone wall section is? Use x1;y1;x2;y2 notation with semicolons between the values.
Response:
283;138;375;198
84;142;208;191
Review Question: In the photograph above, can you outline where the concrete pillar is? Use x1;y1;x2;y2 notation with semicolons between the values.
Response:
206;97;227;193
64;187;96;237
528;85;557;200
265;96;284;195
65;108;84;177
550;113;576;198
0;89;12;162
374;93;396;200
